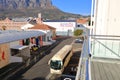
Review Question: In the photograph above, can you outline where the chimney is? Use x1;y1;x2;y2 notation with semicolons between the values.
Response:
38;13;41;18
36;13;42;24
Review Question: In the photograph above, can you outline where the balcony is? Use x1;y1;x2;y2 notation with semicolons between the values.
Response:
76;35;120;80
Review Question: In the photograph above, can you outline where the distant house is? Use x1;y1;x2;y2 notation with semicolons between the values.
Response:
0;13;42;31
43;20;76;36
76;18;89;26
0;18;27;30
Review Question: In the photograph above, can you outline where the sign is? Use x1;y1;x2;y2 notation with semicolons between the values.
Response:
60;22;74;27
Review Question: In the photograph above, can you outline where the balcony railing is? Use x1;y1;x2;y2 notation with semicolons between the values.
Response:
75;37;89;80
75;35;120;80
91;35;120;59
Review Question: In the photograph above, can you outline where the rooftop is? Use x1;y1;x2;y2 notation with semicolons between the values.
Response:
0;30;45;44
76;18;89;24
29;24;55;30
44;20;76;22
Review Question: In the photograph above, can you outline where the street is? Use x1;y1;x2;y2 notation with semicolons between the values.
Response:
18;37;75;80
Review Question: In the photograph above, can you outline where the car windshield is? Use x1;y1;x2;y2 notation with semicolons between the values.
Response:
50;60;62;70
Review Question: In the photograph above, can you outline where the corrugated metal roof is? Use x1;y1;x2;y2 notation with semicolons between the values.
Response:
0;30;45;44
12;18;29;22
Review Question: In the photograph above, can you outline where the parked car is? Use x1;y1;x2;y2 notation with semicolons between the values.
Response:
75;38;83;43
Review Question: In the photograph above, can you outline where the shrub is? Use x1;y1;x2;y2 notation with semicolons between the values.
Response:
74;29;83;36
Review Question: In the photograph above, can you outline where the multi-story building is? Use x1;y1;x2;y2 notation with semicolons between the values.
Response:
76;0;120;80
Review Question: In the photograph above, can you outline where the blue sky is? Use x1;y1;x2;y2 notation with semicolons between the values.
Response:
52;0;92;16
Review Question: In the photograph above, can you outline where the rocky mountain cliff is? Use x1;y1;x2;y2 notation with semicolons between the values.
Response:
0;0;83;19
0;0;54;9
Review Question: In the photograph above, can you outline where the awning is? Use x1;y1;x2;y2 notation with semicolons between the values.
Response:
0;30;45;44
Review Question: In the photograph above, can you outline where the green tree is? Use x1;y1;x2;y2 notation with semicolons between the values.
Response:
74;29;83;36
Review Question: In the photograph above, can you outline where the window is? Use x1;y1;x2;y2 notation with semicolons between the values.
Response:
63;50;71;64
50;60;62;70
42;35;46;41
47;36;49;41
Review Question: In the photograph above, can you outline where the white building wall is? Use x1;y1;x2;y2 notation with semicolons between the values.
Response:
45;30;53;41
43;22;76;32
92;0;120;58
43;22;76;36
94;0;120;35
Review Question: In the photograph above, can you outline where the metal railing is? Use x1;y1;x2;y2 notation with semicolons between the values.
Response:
91;35;120;59
75;35;120;80
75;38;89;80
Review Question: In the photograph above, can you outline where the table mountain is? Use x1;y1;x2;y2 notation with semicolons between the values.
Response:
0;0;83;19
0;0;54;9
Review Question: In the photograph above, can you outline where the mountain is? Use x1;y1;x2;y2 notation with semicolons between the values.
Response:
0;0;83;19
0;0;54;9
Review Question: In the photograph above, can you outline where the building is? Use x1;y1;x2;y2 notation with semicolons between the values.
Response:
0;12;56;44
91;0;120;58
28;24;56;46
0;18;27;30
43;20;76;36
76;18;89;26
21;23;34;30
76;0;120;80
0;30;45;68
0;13;42;31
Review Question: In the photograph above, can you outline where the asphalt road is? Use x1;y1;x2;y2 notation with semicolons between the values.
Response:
19;37;75;80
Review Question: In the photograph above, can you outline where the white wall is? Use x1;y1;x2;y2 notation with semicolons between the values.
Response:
43;22;76;32
91;0;120;58
45;30;53;41
94;0;120;35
